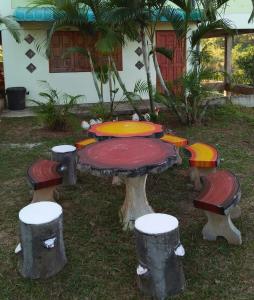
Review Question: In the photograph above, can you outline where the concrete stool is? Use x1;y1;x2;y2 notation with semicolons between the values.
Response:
134;213;185;300
18;201;67;279
51;145;77;185
194;170;242;245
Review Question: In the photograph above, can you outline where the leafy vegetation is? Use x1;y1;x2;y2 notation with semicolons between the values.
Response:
0;15;21;42
31;81;84;131
30;0;234;124
202;34;254;85
156;49;222;124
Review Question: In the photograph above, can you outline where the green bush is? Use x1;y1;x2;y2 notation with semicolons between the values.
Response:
31;81;84;131
234;46;254;85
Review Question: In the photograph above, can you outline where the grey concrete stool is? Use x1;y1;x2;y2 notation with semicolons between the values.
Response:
17;201;67;279
134;213;185;300
51;145;77;185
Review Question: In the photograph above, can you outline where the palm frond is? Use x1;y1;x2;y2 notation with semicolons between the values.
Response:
190;19;234;48
160;6;186;38
133;80;148;96
62;47;89;59
151;47;173;60
0;16;21;42
248;0;254;23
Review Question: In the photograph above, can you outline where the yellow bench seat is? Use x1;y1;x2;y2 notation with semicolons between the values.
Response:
75;138;97;150
160;133;188;147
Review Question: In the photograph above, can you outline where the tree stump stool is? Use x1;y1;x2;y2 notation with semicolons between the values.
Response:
51;145;77;185
134;213;185;300
18;201;67;279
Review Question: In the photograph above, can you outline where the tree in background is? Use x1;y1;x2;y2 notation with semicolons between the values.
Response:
202;34;254;85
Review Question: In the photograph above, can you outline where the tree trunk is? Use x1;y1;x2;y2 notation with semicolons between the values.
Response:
18;202;67;279
140;26;154;114
111;57;141;118
88;50;103;102
51;145;77;185
152;50;185;124
108;57;114;114
134;214;185;299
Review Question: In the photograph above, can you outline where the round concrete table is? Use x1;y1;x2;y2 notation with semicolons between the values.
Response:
88;120;164;139
78;137;177;230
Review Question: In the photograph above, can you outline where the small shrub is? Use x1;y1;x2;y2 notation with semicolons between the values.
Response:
31;81;84;131
89;102;112;120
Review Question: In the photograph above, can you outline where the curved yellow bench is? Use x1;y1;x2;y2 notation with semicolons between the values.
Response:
75;138;97;150
160;133;188;147
185;143;219;168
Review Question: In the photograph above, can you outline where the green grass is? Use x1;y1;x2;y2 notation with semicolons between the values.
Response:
0;105;253;299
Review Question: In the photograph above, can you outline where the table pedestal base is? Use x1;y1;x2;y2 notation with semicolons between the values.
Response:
120;175;153;230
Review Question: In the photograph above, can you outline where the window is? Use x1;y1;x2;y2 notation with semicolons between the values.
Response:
49;31;123;73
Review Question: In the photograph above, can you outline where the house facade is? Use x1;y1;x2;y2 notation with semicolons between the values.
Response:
0;0;195;105
2;0;252;105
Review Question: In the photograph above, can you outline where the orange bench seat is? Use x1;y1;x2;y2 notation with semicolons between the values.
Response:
194;170;240;215
160;133;188;147
185;143;219;168
75;138;97;150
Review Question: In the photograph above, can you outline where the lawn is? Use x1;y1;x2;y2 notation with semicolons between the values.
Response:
0;105;254;300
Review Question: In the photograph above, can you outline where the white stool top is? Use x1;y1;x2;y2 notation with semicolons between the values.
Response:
135;213;179;235
51;145;76;153
19;201;63;225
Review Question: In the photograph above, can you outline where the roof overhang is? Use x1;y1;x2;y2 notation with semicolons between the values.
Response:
14;7;55;22
14;7;201;23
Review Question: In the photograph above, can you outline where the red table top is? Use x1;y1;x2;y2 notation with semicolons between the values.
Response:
88;121;163;139
78;137;177;177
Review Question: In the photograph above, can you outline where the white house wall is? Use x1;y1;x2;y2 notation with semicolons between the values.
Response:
2;26;153;104
221;0;254;29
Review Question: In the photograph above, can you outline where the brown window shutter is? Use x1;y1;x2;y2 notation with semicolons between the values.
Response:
49;31;123;73
49;31;75;73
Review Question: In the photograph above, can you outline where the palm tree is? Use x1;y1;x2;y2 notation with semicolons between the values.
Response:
0;15;21;42
151;0;233;124
31;0;126;105
107;0;172;115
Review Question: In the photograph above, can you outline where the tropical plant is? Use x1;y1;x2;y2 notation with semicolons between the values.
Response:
0;15;21;42
156;49;222;124
30;0;125;105
31;81;84;130
107;0;171;115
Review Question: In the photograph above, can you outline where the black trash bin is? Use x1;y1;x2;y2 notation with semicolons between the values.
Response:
6;87;26;110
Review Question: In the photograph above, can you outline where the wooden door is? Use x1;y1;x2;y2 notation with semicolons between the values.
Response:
156;31;185;90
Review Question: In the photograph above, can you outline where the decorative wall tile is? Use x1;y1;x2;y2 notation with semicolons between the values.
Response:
25;49;36;59
135;61;144;70
136;36;142;43
26;63;36;73
24;34;34;44
135;47;143;56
